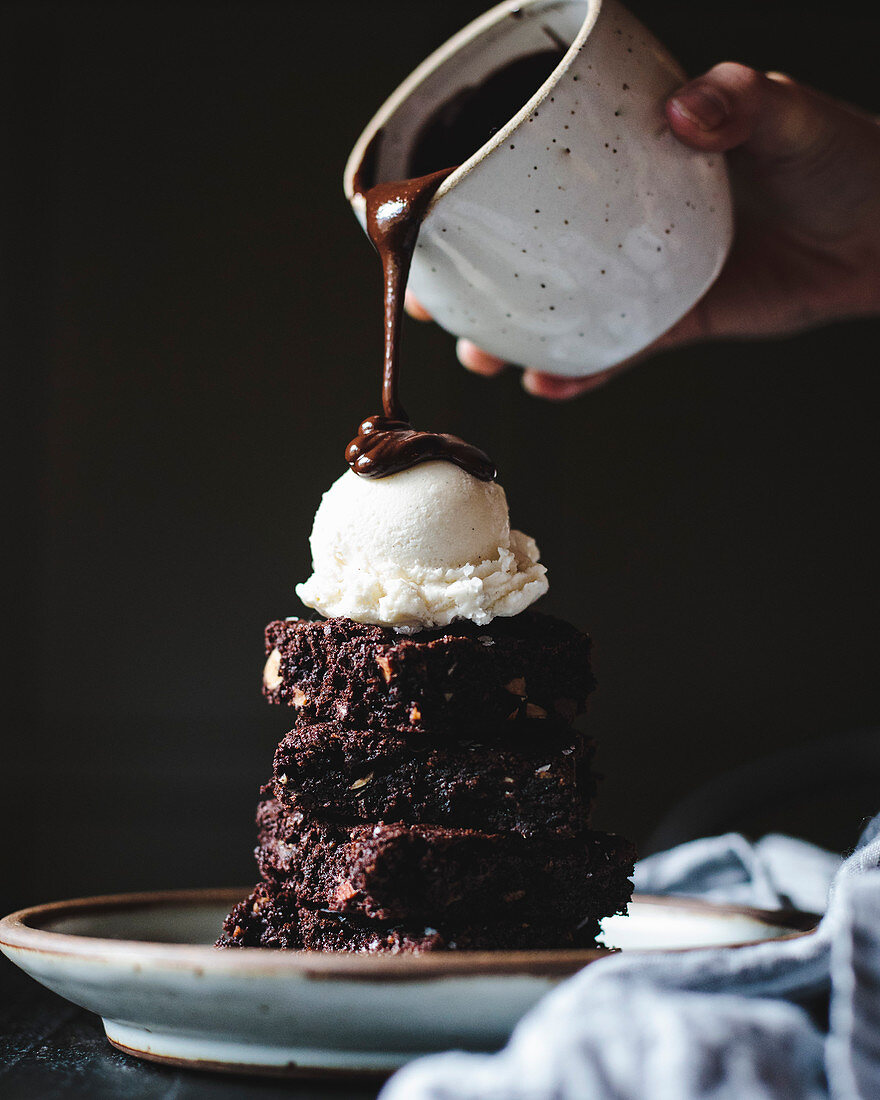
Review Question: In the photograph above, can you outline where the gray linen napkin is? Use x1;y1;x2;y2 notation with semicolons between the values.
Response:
381;813;880;1100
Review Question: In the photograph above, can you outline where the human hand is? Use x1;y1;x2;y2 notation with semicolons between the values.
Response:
408;63;880;399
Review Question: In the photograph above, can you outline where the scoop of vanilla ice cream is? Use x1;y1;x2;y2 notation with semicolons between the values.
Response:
295;461;548;631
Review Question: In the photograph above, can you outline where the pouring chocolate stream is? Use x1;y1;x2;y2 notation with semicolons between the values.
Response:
346;46;571;482
346;168;496;482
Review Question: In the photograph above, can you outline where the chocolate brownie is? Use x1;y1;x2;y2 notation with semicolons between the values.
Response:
254;792;635;924
216;882;604;953
273;721;596;838
262;610;595;735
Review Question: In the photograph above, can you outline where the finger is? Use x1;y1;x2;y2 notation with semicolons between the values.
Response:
665;61;858;164
522;364;627;400
456;339;507;376
519;324;696;400
404;291;433;321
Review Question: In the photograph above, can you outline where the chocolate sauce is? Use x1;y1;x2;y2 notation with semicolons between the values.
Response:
347;45;568;482
407;48;563;179
346;413;496;480
346;168;496;481
368;169;453;426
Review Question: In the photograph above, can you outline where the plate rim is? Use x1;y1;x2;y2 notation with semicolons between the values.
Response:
0;887;820;982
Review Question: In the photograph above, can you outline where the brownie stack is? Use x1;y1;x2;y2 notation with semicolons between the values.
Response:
217;610;635;953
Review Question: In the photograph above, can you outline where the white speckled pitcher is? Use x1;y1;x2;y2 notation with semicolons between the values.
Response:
344;0;733;377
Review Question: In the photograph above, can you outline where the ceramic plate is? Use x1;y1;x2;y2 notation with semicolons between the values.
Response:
0;889;817;1079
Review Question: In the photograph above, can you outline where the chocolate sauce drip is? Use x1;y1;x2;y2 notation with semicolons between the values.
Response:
345;45;567;482
347;167;496;482
369;168;453;424
346;415;495;480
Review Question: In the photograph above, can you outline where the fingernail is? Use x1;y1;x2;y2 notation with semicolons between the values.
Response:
521;372;581;399
456;338;477;366
670;85;729;131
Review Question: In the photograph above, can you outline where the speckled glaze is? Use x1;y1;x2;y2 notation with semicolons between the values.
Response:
344;0;733;377
0;890;816;1077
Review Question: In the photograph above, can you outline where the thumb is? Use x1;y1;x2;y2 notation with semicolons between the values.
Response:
666;63;837;159
666;63;880;239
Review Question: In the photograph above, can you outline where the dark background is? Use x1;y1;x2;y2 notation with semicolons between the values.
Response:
3;0;879;919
